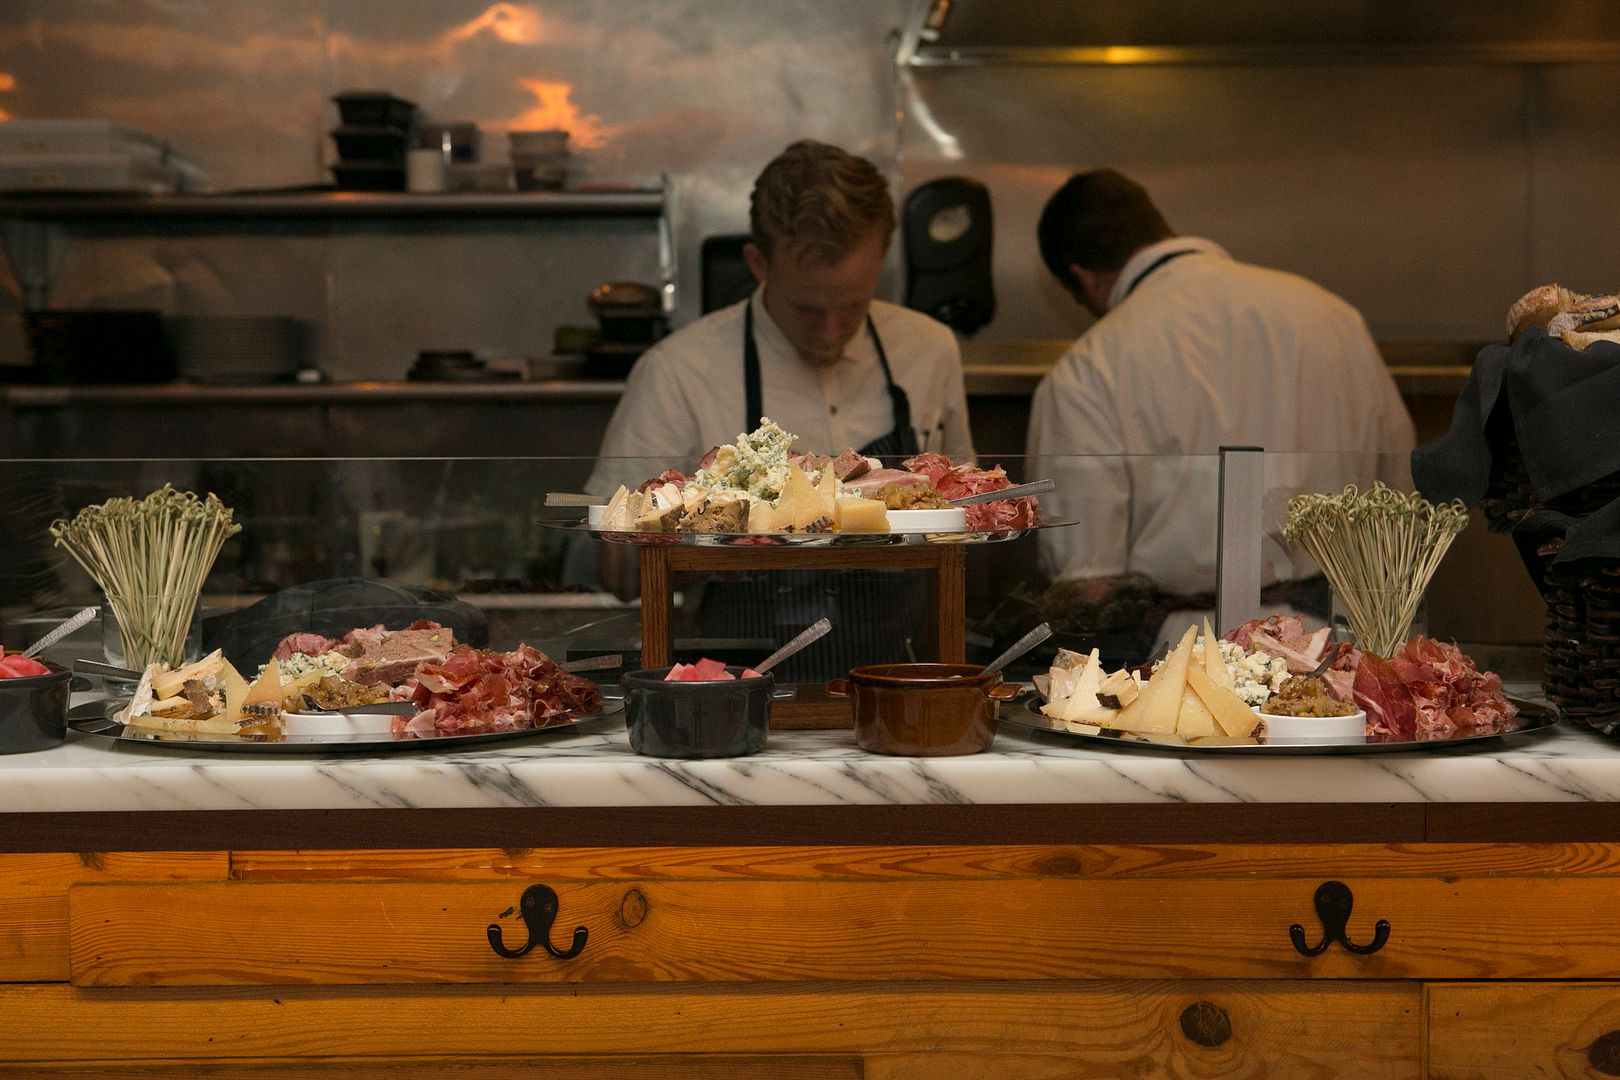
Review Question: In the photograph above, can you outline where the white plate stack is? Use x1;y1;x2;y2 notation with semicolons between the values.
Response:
0;120;207;193
171;316;307;385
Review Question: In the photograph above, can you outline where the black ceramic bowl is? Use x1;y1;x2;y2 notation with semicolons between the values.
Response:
621;666;773;759
0;661;71;754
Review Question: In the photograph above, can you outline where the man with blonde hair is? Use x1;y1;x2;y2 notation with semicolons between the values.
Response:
587;141;972;675
591;139;973;474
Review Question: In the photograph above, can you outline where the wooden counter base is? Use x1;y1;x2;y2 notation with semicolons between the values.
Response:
2;839;1618;1076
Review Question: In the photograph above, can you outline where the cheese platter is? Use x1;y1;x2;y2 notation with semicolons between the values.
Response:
67;696;617;754
1005;694;1557;754
542;516;1072;546
1009;613;1559;754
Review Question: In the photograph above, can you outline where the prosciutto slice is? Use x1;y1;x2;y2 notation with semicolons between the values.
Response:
1389;636;1518;737
901;453;1041;530
393;643;602;736
271;632;341;661
1353;652;1417;737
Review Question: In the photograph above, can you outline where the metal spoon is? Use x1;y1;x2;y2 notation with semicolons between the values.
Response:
949;479;1055;506
981;622;1053;678
753;617;832;675
22;605;99;658
298;694;417;716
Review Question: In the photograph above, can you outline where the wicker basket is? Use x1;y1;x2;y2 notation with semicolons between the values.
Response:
1481;405;1620;733
1542;562;1620;734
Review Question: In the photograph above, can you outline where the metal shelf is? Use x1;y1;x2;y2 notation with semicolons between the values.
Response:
907;42;1620;68
0;188;666;223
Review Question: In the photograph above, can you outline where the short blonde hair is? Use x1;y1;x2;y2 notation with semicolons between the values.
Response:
750;140;895;263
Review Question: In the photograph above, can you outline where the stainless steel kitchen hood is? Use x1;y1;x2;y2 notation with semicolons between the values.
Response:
897;0;1620;66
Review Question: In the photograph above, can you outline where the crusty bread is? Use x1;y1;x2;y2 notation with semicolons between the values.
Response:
1508;283;1581;339
1548;294;1620;337
1561;328;1620;351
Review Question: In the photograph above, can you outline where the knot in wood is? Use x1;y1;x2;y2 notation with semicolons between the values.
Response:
1588;1032;1620;1076
1034;852;1083;876
619;887;648;928
1179;1000;1232;1048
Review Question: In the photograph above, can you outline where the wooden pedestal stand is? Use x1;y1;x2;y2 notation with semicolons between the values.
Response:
638;543;967;729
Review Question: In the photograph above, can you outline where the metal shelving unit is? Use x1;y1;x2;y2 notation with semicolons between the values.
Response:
0;180;675;315
0;188;666;222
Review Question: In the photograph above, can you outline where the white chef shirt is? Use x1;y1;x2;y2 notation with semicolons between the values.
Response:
586;292;974;493
1027;237;1416;595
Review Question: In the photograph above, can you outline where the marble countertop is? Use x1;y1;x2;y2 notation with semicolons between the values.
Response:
3;697;1615;813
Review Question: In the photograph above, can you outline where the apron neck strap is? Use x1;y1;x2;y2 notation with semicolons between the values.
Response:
744;296;901;435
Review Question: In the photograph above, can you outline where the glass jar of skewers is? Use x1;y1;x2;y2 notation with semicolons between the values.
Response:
100;592;203;672
1284;483;1468;658
50;485;240;675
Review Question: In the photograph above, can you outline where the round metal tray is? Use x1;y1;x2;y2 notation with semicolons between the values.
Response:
538;517;1076;547
1005;695;1559;755
66;698;621;755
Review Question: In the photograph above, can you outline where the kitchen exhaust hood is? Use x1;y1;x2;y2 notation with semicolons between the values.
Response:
897;0;1620;66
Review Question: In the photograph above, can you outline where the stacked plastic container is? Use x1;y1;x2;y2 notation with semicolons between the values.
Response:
329;92;417;192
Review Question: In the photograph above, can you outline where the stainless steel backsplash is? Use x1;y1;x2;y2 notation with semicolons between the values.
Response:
2;0;1615;380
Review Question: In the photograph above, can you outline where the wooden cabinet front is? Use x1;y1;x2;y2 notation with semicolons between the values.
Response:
5;841;1619;1076
64;874;1620;986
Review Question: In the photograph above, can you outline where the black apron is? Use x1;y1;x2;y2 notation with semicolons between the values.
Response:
743;298;920;461
693;298;926;681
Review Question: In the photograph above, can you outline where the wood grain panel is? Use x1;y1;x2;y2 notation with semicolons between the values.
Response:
229;843;1620;883
0;1057;862;1079
66;876;1618;986
0;852;225;982
0;981;1418;1069
1428;982;1620;1079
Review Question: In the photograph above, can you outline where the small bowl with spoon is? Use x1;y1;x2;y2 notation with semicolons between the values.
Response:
829;622;1052;756
622;619;831;759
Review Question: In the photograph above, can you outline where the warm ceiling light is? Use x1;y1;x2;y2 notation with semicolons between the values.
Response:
1101;46;1154;64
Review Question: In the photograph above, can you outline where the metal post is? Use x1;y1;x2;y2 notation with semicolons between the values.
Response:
1217;446;1265;633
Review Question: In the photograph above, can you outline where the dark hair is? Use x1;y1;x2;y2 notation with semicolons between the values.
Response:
1037;169;1174;279
750;140;896;263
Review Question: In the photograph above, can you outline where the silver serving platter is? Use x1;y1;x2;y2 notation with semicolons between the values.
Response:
1006;695;1558;755
66;698;620;755
538;517;1077;547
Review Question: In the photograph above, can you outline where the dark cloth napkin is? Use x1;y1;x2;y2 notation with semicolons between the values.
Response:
1412;325;1620;567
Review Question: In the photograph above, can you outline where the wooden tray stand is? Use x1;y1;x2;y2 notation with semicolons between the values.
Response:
638;543;966;729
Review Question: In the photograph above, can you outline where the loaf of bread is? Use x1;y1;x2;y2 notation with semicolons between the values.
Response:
1561;328;1620;351
1507;283;1620;344
1508;284;1582;340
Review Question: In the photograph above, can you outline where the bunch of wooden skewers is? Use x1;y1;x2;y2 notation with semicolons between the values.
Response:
50;485;241;670
1283;482;1469;658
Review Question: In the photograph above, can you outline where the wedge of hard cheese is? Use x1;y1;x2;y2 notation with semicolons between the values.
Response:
1187;666;1260;738
1113;625;1197;734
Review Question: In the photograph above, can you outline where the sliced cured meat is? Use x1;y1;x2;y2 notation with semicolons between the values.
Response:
393;642;602;736
831;448;871;481
342;623;458;686
844;469;929;495
902;453;1041;530
1389;636;1517;736
638;469;688;493
270;632;341;661
1353;652;1416;737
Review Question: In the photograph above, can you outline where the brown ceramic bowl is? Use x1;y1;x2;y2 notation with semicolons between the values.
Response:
829;663;1022;757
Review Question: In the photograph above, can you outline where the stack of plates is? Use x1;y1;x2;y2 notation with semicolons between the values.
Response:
171;316;307;385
